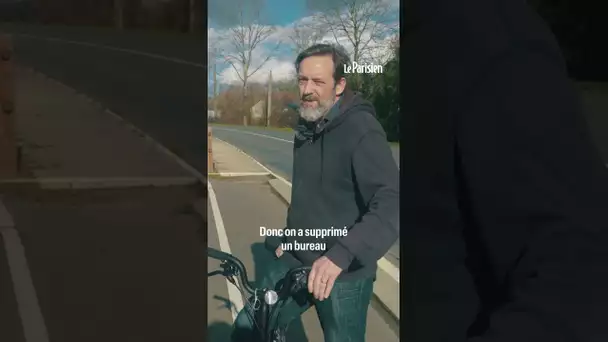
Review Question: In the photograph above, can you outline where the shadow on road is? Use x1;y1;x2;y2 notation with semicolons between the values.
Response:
212;294;233;312
251;242;310;342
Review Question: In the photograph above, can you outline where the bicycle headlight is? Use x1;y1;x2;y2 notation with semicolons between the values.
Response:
264;290;278;305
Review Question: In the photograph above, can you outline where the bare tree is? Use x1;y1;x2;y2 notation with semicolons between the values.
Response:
220;2;279;100
289;19;324;54
314;0;396;64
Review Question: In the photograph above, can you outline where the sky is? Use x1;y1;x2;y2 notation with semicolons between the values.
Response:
208;0;400;92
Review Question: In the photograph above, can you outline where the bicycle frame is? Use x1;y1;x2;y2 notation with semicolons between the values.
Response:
207;247;311;342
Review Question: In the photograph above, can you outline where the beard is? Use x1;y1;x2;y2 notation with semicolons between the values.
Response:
299;97;334;122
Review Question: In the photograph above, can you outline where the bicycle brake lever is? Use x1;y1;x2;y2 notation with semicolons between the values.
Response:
208;270;224;277
219;261;241;286
220;260;235;274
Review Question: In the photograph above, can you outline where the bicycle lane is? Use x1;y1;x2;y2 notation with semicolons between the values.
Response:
0;66;206;342
206;139;399;341
0;232;26;342
1;186;207;342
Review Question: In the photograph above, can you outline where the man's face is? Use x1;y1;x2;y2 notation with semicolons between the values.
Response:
297;55;343;122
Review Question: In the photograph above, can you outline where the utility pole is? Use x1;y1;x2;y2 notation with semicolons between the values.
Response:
212;48;218;117
266;70;272;127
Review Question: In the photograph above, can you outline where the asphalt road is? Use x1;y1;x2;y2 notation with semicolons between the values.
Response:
1;23;208;172
207;177;399;341
0;23;205;67
210;125;400;180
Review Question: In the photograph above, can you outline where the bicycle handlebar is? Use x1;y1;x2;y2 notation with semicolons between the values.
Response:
277;265;312;299
208;247;256;294
208;247;313;341
208;247;312;299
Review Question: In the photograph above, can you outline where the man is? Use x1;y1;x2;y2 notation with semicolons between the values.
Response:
403;0;608;341
232;44;399;341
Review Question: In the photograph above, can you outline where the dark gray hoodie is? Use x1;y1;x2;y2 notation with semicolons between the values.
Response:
266;90;399;281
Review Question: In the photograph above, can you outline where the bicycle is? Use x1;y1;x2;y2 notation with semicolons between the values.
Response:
207;246;311;342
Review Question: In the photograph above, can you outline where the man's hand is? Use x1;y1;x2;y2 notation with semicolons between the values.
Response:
308;256;343;301
275;246;283;258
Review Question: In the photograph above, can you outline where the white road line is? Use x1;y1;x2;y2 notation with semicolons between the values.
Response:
0;200;50;342
103;111;246;320
377;258;400;284
0;177;197;187
207;182;245;321
212;127;294;144
208;172;270;177
110;102;247;323
12;33;205;69
212;137;400;283
214;137;292;187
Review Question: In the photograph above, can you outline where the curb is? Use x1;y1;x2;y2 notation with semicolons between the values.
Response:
104;109;206;184
16;66;207;187
213;137;400;321
0;177;198;189
207;172;270;177
207;173;272;182
268;178;290;206
213;137;292;185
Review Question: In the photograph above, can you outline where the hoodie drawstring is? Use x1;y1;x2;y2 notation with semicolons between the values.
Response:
320;133;325;185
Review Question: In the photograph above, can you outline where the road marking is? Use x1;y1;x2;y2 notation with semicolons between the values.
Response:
212;127;294;144
103;111;246;321
110;106;248;323
0;200;50;342
207;172;270;177
11;33;205;69
0;177;197;189
207;181;245;321
212;137;400;283
214;138;292;187
377;258;400;284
